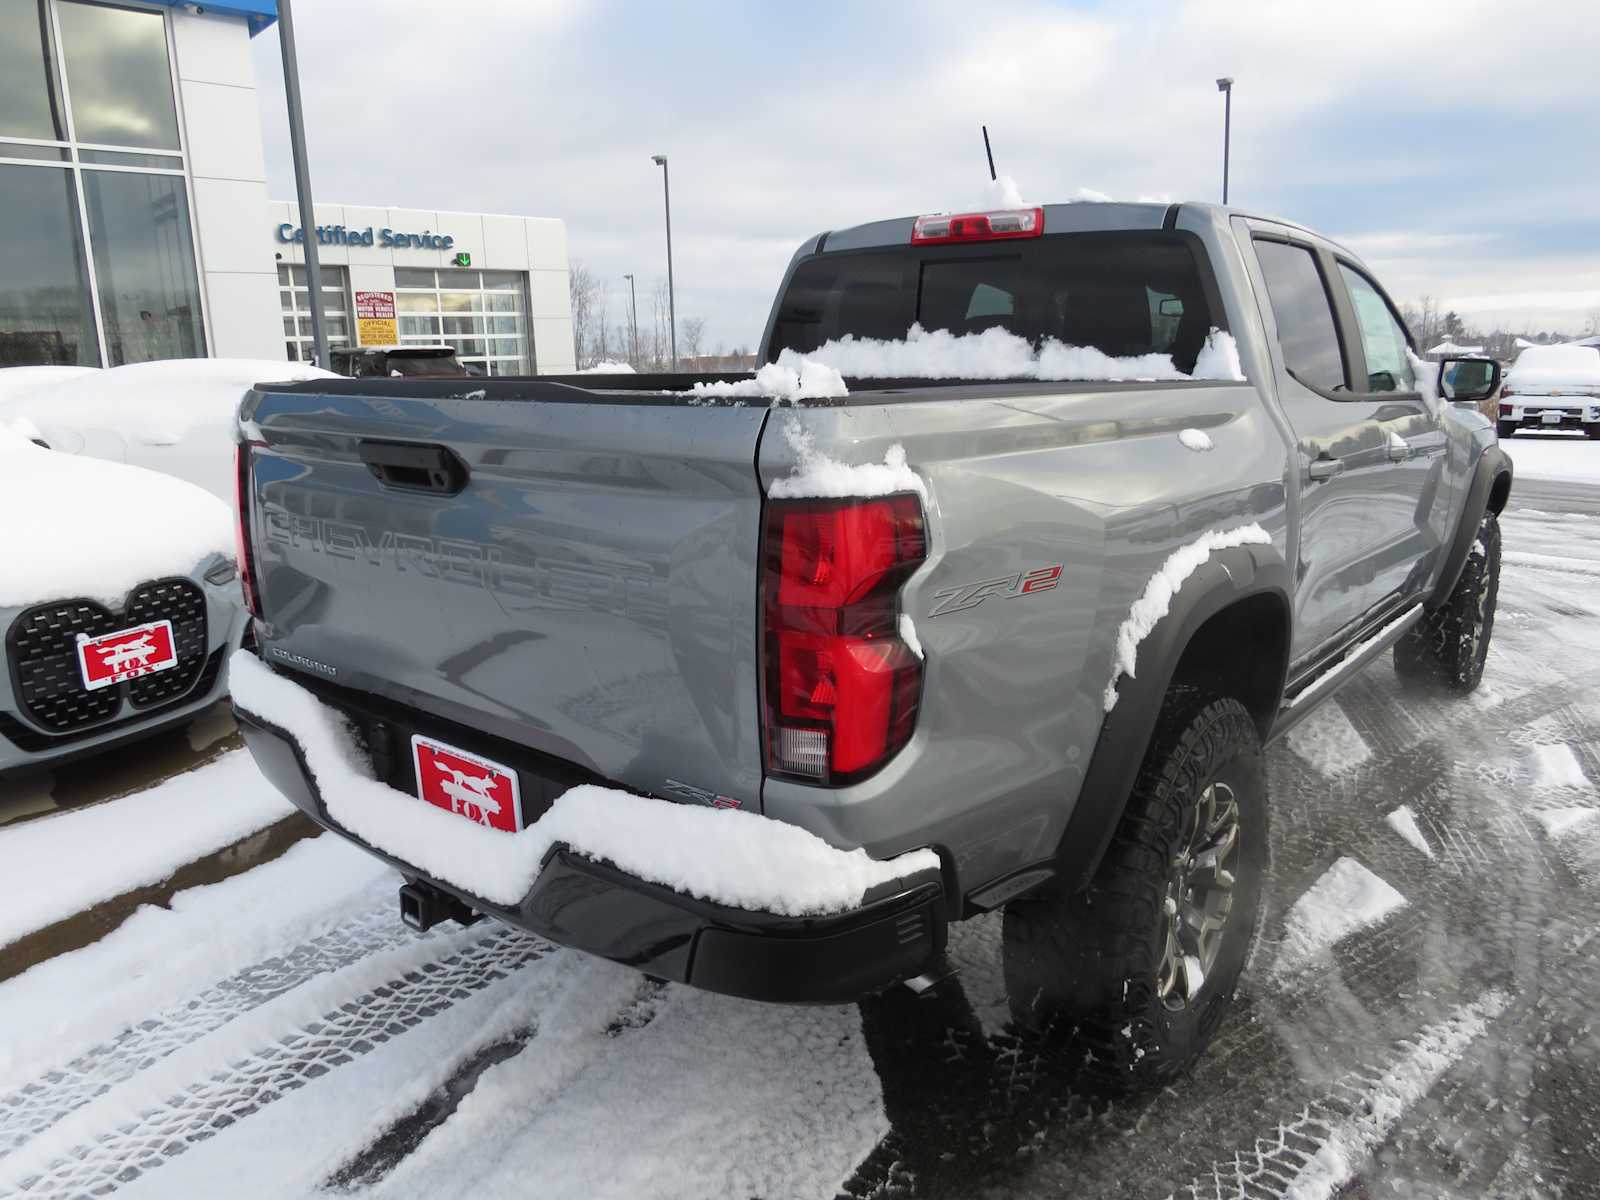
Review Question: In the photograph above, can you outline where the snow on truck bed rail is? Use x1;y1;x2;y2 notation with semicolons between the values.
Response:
689;325;1247;402
228;652;939;916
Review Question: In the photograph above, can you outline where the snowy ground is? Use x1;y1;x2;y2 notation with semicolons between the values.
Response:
1501;429;1600;484
2;487;1599;1198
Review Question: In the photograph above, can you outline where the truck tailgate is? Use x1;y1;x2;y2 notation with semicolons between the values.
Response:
241;387;769;811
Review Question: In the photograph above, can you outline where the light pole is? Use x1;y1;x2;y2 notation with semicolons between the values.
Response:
623;272;639;368
278;0;328;368
650;154;678;371
1216;77;1234;206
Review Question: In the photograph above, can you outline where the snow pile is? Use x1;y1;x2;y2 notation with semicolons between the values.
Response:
689;352;848;402
898;613;924;660
1407;350;1442;413
1505;344;1600;391
1530;743;1592;790
1178;428;1213;452
577;362;637;374
0;750;291;950
1103;523;1273;712
1272;857;1407;981
766;417;926;500
228;652;939;915
1500;437;1600;485
982;175;1030;209
1284;700;1373;775
1279;990;1508;1200
0;836;391;1085
0;424;233;608
1532;807;1598;839
0;364;97;404
800;323;1246;384
0;357;336;501
1385;805;1436;859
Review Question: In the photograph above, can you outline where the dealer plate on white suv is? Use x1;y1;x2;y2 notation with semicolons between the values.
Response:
76;620;178;690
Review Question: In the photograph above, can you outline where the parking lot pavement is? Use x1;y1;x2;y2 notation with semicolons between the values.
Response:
1;501;1597;1199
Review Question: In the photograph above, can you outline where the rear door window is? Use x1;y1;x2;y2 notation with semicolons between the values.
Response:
769;233;1221;374
1253;240;1348;392
1337;263;1415;393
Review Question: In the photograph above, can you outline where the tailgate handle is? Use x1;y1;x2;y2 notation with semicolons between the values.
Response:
357;440;469;495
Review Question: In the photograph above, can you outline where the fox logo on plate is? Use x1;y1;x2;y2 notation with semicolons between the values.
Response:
411;735;523;834
76;621;178;690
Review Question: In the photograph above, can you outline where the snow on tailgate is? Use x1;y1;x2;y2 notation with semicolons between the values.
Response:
0;423;232;608
229;652;940;915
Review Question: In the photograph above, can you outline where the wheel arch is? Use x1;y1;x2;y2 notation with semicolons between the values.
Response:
1053;545;1291;892
1431;444;1512;607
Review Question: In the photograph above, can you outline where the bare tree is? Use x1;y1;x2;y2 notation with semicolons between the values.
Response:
650;280;672;370
680;316;707;361
569;262;598;368
1586;306;1600;337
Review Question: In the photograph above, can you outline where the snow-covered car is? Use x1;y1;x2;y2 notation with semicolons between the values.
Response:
1498;344;1600;438
0;423;248;775
0;359;336;503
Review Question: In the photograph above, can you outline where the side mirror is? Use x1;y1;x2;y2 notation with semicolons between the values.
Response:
1438;356;1501;403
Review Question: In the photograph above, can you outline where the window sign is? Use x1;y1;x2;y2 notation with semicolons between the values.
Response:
356;291;398;346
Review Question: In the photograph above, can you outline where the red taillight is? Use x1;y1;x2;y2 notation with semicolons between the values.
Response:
1499;403;1513;416
911;207;1044;245
233;441;262;619
762;495;926;784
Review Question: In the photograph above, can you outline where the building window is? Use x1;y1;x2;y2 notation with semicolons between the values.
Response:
278;264;350;362
84;169;205;364
393;268;533;375
0;162;98;365
55;1;181;150
0;0;206;368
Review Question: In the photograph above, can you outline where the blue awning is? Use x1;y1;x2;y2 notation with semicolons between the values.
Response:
149;0;278;35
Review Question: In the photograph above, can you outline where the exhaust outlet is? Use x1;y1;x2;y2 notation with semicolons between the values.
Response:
398;881;482;932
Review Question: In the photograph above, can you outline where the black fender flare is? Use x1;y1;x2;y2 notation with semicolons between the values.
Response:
1054;544;1292;892
1428;444;1512;608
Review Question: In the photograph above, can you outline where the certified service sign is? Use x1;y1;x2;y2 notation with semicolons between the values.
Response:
355;291;398;346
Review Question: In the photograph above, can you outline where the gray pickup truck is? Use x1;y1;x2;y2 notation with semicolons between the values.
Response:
231;200;1511;1092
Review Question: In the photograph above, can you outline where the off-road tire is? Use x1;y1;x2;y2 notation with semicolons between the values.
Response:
1586;424;1600;441
1496;421;1517;440
1001;692;1266;1094
1394;510;1501;692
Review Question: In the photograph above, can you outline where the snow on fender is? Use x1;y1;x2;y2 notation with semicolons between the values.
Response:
228;652;940;915
1102;523;1273;713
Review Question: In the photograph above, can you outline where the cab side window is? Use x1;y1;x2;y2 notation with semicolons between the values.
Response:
1254;239;1348;392
1338;264;1415;393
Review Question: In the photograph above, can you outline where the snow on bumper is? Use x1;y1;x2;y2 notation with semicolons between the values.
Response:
227;651;942;919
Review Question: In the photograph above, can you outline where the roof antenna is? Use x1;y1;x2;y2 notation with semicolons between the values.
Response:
982;125;997;181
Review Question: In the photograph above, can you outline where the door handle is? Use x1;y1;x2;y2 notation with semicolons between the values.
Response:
1308;457;1345;482
1386;435;1411;462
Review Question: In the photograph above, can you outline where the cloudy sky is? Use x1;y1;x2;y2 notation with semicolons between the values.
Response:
252;0;1600;353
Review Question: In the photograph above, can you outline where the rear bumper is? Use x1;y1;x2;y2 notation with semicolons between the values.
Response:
234;705;948;1004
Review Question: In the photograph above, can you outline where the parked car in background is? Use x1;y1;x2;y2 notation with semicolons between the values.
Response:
1498;343;1600;438
0;422;248;775
230;200;1510;1094
0;360;335;502
330;345;479;379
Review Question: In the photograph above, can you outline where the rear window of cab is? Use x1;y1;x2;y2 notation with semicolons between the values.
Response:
769;232;1222;375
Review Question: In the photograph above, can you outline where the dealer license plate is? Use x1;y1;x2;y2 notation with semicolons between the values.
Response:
76;620;177;690
410;734;523;833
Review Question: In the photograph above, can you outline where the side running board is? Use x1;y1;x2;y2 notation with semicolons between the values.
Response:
1267;604;1425;743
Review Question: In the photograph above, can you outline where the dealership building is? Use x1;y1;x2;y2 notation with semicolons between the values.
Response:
0;0;576;375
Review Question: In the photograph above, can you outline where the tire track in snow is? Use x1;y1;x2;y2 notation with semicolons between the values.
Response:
0;928;546;1198
1168;989;1509;1200
0;902;411;1157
